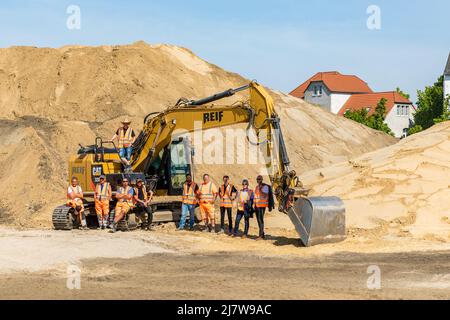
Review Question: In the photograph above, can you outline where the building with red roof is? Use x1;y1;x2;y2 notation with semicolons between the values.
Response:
290;71;414;138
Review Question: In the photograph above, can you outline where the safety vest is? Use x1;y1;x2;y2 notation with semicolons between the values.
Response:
237;189;253;211
117;186;133;205
67;185;82;201
118;127;133;148
220;184;234;208
255;184;269;208
199;182;215;203
134;186;148;202
182;182;197;205
96;182;110;201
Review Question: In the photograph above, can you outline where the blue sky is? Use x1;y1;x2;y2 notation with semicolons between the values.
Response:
1;0;449;102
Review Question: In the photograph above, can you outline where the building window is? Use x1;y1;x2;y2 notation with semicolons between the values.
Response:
396;105;410;116
313;85;323;97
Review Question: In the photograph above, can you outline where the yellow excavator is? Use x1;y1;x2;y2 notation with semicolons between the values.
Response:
53;82;345;246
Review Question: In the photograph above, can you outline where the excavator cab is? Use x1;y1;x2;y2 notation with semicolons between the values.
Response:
146;137;193;196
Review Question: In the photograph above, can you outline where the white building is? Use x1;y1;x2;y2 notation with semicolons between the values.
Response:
445;53;450;105
337;92;414;138
290;71;414;138
290;71;373;114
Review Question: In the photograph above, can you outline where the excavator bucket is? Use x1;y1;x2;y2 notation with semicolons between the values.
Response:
288;196;346;247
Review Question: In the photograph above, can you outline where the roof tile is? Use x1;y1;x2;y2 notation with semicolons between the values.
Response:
290;71;373;98
338;92;412;116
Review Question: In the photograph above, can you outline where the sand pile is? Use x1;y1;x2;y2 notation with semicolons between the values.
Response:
0;42;395;228
302;121;450;241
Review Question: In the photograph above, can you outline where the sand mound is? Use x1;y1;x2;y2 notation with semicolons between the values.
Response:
302;122;450;241
0;42;395;228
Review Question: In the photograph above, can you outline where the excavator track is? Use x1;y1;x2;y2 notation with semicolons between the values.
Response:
117;213;138;232
52;205;75;230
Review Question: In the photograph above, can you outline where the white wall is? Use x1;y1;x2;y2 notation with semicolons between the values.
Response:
385;104;413;138
330;93;352;114
445;76;450;107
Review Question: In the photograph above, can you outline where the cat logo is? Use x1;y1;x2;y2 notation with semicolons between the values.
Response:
91;165;103;183
203;111;224;124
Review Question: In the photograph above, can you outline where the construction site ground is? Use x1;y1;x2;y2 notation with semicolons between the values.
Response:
1;218;450;300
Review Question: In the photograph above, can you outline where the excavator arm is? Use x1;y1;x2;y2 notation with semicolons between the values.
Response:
131;82;302;212
130;82;346;246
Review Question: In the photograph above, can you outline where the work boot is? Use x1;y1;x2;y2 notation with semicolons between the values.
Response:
110;222;117;233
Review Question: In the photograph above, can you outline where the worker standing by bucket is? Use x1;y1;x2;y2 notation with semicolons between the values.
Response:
254;175;270;240
218;175;237;235
178;174;199;231
233;179;254;238
94;175;112;230
198;174;218;233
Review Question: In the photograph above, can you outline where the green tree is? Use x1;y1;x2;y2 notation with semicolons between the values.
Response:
408;125;423;135
414;76;445;130
396;87;410;100
344;98;393;136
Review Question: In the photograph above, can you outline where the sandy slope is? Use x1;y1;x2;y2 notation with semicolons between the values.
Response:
302;121;450;241
0;42;395;228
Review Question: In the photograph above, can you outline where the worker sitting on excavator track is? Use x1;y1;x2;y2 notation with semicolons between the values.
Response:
66;177;88;230
133;178;154;231
110;118;136;164
198;174;219;233
110;178;134;233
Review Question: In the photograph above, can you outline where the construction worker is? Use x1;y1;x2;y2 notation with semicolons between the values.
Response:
66;177;88;230
233;179;254;238
198;174;218;233
110;178;134;233
134;178;154;230
178;174;199;231
110;118;136;164
254;175;270;240
218;175;237;235
94;175;112;230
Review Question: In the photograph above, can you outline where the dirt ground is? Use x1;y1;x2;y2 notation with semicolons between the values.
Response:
1;223;450;300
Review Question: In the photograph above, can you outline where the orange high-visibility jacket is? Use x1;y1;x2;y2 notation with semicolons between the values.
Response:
117;186;133;205
182;182;198;205
199;182;217;204
134;185;148;202
220;184;234;208
95;183;110;201
118;127;134;148
237;189;253;211
67;185;82;200
255;184;269;208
